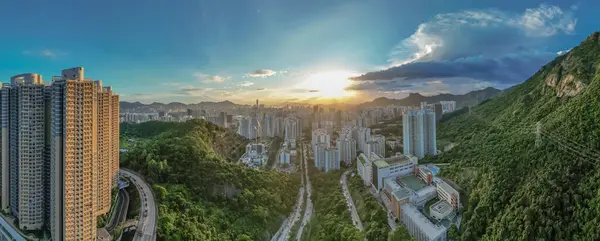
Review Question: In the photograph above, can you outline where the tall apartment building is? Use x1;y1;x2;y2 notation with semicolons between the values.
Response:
324;147;340;172
0;68;118;239
336;137;356;166
311;128;330;152
370;134;386;158
2;74;48;230
357;127;371;154
284;117;299;141
403;110;436;158
50;67;119;241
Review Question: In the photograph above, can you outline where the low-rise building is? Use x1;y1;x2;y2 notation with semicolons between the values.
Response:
400;204;447;241
436;181;460;210
371;154;418;191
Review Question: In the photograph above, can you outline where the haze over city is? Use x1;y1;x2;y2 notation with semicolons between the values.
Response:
2;0;599;104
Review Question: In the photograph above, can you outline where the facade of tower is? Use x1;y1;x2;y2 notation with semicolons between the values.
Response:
4;74;47;230
49;67;118;241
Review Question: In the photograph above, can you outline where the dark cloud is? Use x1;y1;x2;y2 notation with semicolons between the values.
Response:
346;80;413;91
256;88;265;91
247;69;276;77
309;89;320;92
352;53;554;85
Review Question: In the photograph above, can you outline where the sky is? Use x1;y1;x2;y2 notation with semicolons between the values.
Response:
0;0;598;105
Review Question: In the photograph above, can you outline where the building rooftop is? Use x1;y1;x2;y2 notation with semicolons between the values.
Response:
431;200;453;216
392;187;412;201
373;153;416;169
401;204;447;240
358;154;366;165
399;175;427;191
384;177;402;191
373;160;390;168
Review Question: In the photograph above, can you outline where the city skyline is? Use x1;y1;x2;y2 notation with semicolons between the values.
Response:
2;0;598;105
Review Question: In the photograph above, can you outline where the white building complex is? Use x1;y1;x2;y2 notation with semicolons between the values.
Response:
239;143;268;168
439;101;456;113
403;109;437;158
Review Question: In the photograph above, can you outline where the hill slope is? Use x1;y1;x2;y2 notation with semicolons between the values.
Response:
435;32;600;241
120;120;301;241
358;87;501;109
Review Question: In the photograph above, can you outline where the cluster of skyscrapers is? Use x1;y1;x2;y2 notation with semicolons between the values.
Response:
0;68;119;241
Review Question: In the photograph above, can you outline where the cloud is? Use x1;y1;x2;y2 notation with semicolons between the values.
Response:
309;90;320;93
239;81;254;87
353;4;576;93
557;49;572;55
194;72;228;83
23;49;64;58
387;4;576;66
247;69;276;78
256;88;266;91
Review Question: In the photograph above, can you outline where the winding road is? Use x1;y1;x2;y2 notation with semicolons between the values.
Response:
106;189;129;232
120;168;157;241
341;170;363;231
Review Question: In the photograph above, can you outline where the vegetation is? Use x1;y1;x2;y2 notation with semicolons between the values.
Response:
347;174;389;241
120;120;301;241
301;161;364;241
387;227;415;241
433;32;600;240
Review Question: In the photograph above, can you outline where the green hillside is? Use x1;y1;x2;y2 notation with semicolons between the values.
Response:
120;120;301;241
434;32;600;241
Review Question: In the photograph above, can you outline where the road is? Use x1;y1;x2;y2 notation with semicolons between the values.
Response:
120;168;157;241
106;189;129;232
341;170;363;231
270;185;304;241
296;143;313;241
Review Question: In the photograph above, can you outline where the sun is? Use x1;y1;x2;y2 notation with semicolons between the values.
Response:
299;70;356;99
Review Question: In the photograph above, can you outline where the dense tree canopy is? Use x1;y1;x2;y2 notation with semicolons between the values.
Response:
121;120;301;241
434;32;600;241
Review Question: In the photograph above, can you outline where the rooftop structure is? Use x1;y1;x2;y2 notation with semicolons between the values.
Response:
430;200;453;220
399;175;427;191
400;203;447;241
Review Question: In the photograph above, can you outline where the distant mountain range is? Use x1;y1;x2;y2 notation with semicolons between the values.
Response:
356;87;502;109
119;100;242;111
120;88;502;111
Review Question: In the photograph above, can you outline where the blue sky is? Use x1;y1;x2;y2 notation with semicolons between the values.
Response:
0;0;597;104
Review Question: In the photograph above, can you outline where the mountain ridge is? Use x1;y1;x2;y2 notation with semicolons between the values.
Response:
434;31;600;241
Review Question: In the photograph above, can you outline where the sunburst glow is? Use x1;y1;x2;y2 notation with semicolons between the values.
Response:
298;71;356;99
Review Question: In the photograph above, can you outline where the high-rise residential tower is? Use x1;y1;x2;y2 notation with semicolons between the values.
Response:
50;67;119;241
403;109;436;158
3;73;48;230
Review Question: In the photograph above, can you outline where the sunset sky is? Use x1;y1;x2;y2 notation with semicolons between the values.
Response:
1;0;598;104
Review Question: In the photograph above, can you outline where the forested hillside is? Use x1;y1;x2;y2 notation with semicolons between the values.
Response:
434;32;600;241
120;120;301;241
